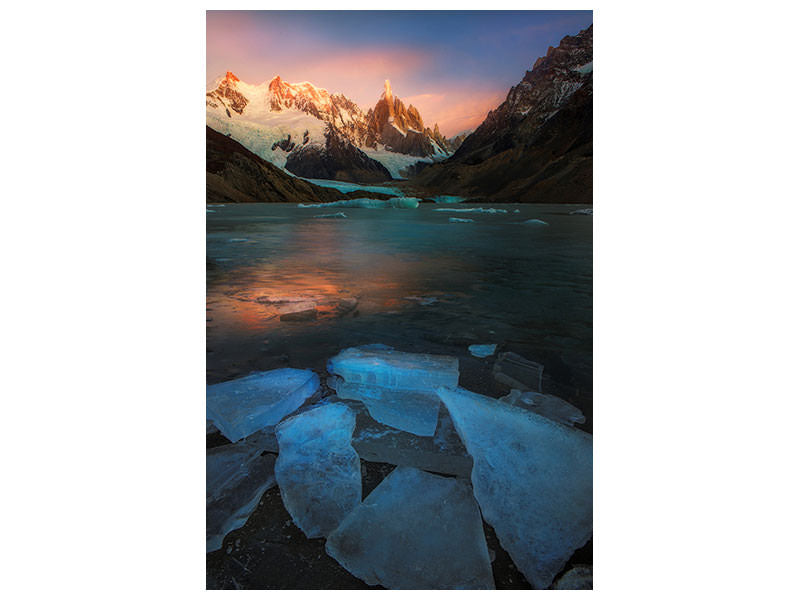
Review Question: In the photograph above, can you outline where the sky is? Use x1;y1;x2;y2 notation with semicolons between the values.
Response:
207;10;593;137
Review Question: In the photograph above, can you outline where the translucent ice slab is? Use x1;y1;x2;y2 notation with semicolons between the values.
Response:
500;389;585;426
468;343;496;358
326;467;494;589
206;369;320;442
492;351;544;392
274;403;361;539
328;347;459;391
437;386;592;589
333;379;441;437
206;441;276;552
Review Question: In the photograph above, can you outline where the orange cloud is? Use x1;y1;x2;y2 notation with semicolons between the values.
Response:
402;89;507;137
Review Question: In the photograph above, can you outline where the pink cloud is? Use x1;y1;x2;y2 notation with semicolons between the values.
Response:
402;89;507;137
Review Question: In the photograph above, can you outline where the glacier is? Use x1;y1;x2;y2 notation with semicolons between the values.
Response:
297;197;419;209
300;178;402;197
274;403;361;539
207;440;277;552
437;386;592;589
206;369;320;442
325;467;495;589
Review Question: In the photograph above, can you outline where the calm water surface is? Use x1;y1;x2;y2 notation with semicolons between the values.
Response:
207;202;592;428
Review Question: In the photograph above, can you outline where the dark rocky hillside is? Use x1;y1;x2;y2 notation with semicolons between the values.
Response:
206;127;392;203
410;25;592;203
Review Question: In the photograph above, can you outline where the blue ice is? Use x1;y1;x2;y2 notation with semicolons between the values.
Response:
437;386;592;589
326;467;495;589
207;440;276;552
206;369;320;442
468;344;496;358
274;403;361;538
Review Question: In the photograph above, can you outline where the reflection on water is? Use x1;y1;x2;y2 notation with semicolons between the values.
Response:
207;202;592;428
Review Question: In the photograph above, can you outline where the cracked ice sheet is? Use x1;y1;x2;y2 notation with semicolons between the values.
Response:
437;386;592;589
326;467;494;589
274;403;361;539
207;441;276;552
206;368;320;442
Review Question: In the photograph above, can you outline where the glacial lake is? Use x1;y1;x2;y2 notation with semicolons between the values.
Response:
206;202;593;430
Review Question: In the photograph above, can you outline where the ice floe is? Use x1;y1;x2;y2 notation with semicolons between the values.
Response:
493;351;544;392
207;440;277;552
521;219;549;225
326;467;495;589
437;386;592;589
569;208;593;216
227;238;248;242
434;207;507;214
431;195;466;204
274;403;361;538
327;347;459;436
313;212;347;219
206;368;320;442
499;389;585;426
449;217;474;223
468;344;496;358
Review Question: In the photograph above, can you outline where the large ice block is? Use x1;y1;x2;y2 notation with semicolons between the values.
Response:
333;378;441;437
326;467;494;589
274;403;361;539
328;347;459;391
207;441;276;552
492;351;544;392
437;386;592;589
500;389;586;427
206;369;320;442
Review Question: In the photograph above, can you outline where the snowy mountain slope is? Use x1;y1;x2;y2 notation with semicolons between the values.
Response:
206;72;450;181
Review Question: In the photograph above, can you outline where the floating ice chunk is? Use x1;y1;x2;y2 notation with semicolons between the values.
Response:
326;467;494;589
437;387;592;589
207;441;276;552
435;207;507;214
274;403;361;538
298;197;418;209
328;347;459;391
449;217;474;223
522;219;549;225
206;369;320;442
227;238;248;242
431;195;466;204
388;197;420;209
278;300;318;321
513;208;520;213
569;208;593;216
333;379;440;436
553;565;592;589
493;351;544;392
313;212;347;219
500;389;585;426
404;295;438;306
468;344;496;358
206;209;215;213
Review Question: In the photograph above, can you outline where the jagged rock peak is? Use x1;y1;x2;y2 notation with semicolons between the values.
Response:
224;71;240;83
383;79;393;101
